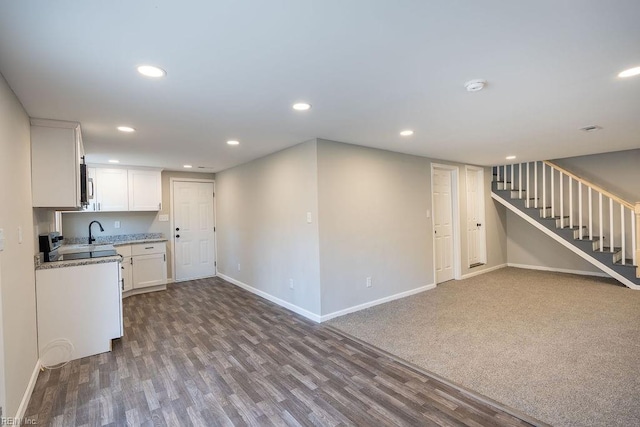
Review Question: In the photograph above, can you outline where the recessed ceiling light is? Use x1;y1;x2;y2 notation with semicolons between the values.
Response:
465;79;487;92
292;103;311;111
618;67;640;78
117;126;135;132
227;140;240;145
506;155;516;160
137;65;166;78
108;159;120;164
183;165;193;169
400;130;414;136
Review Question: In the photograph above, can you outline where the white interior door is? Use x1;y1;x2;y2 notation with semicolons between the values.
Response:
173;181;216;281
466;167;486;267
433;168;455;283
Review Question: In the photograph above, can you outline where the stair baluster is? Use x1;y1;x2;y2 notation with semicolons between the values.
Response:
560;172;564;229
624;203;627;265
542;163;546;217
610;198;614;253
534;162;538;208
569;177;573;229
579;182;583;239
491;160;640;287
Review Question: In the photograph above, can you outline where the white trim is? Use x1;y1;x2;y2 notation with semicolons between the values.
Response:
319;283;437;322
170;178;217;283
492;191;640;289
15;359;41;419
217;273;322;323
460;263;507;280
507;263;610;278
431;163;462;283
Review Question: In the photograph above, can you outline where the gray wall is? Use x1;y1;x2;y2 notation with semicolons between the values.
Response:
316;140;507;316
61;170;215;280
317;141;432;315
0;72;38;415
215;140;322;315
506;211;601;273
507;150;639;274
553;149;640;202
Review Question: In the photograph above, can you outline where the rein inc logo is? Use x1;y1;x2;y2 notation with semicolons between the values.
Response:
0;417;37;425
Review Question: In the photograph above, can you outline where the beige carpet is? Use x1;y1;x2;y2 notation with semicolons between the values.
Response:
327;267;640;427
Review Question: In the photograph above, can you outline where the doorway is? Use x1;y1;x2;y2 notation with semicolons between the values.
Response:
431;164;460;284
465;166;487;268
171;179;216;282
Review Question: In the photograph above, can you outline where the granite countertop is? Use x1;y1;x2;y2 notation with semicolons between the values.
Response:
36;233;168;270
64;233;167;245
113;238;168;246
36;255;122;270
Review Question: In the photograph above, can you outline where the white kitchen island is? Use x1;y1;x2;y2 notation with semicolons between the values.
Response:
35;257;122;366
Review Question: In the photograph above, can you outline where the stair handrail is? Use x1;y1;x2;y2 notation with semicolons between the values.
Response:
543;160;634;209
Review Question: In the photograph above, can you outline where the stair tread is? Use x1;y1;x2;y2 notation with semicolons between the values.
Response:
613;259;637;267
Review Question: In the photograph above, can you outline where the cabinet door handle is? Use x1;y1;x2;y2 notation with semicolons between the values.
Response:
97;202;101;211
145;246;153;249
163;254;166;262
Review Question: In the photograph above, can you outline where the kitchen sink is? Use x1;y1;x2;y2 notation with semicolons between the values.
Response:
58;243;115;254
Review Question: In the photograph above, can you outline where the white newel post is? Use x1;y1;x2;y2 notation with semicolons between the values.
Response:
636;202;640;278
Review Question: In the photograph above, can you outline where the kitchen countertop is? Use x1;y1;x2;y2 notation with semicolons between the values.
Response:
36;234;168;270
36;254;122;270
112;238;168;246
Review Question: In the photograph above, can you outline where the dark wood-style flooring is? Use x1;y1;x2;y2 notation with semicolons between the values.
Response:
26;277;536;426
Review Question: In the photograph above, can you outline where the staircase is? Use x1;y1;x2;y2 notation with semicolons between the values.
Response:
492;161;640;289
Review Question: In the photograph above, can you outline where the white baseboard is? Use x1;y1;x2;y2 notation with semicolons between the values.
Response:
15;359;41;419
507;263;610;278
459;263;507;280
217;273;322;323
319;283;437;323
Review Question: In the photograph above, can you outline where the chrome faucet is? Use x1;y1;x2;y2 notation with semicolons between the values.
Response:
88;220;104;244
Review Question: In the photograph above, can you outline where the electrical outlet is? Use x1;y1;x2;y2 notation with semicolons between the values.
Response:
18;226;23;244
237;263;241;271
289;278;294;289
0;228;4;251
114;221;121;229
366;277;372;288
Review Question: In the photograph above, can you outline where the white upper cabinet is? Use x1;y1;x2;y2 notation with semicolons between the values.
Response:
95;168;129;211
128;170;162;211
83;165;162;212
31;119;84;208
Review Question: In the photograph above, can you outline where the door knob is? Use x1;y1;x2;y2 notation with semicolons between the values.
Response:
477;223;482;227
176;234;180;238
176;227;180;231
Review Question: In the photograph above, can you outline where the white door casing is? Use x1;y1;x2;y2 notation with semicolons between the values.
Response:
172;180;216;282
432;167;455;283
465;166;487;267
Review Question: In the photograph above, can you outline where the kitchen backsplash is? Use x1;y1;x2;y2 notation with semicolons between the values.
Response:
65;233;166;244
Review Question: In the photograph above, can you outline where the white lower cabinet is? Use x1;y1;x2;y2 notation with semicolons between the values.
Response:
36;261;123;366
116;242;167;296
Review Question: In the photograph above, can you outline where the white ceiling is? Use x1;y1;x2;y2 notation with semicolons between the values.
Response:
0;0;639;171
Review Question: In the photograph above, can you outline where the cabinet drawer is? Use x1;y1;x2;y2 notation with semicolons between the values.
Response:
131;242;166;256
115;245;132;257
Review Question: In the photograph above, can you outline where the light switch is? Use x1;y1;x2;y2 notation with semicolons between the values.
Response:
426;209;431;218
158;214;169;222
18;226;23;244
306;212;312;224
0;228;4;251
114;221;121;229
